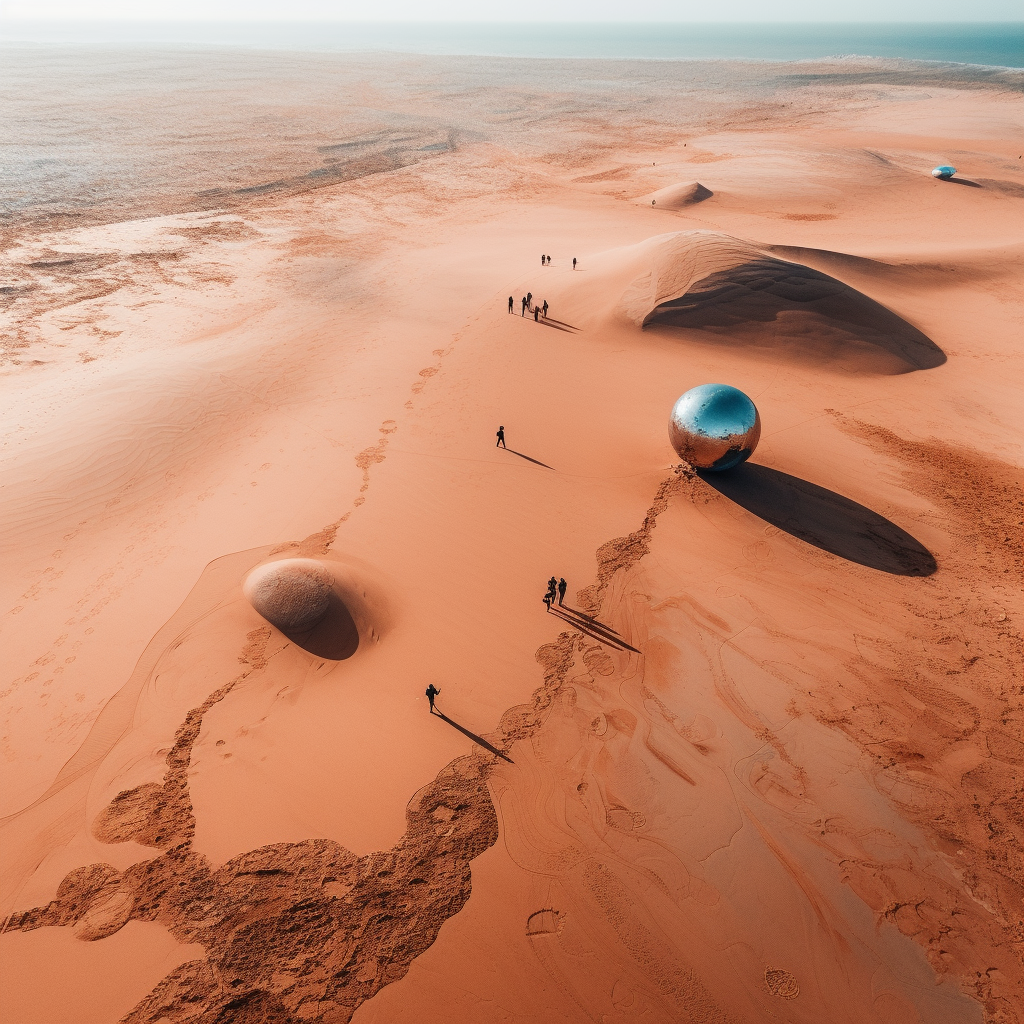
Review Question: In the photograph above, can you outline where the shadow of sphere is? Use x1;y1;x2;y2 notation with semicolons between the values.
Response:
699;464;937;577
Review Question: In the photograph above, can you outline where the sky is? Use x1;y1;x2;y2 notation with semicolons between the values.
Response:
1;0;1020;21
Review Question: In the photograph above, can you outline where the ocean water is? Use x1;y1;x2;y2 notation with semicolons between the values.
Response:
2;21;1023;68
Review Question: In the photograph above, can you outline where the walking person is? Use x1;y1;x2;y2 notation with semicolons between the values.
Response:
508;295;514;313
521;296;527;316
547;577;558;602
526;291;532;307
425;683;441;714
572;257;577;270
534;306;539;322
496;425;506;448
542;299;549;318
543;589;553;612
541;254;545;266
558;578;567;606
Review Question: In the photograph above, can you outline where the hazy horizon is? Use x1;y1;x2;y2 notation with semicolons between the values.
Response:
2;0;1022;23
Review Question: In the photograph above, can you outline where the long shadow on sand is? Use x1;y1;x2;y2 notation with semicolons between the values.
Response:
645;256;946;373
537;316;580;334
549;605;641;653
502;447;555;470
432;709;515;764
699;464;936;576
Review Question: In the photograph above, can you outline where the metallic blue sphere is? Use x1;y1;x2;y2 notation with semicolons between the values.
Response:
932;165;956;180
669;383;761;471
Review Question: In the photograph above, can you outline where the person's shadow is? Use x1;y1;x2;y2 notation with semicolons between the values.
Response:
548;604;640;653
432;709;515;764
501;448;555;470
698;464;936;576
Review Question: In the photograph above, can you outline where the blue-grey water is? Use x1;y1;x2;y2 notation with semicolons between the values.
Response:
2;21;1023;68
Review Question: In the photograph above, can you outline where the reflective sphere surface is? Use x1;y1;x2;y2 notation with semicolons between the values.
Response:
932;165;956;179
669;383;761;471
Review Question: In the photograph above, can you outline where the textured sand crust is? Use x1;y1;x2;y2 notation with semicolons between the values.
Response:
1;50;1022;1024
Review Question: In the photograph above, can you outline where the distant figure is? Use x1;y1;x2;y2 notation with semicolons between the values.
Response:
527;291;532;306
547;577;558;603
508;295;514;313
541;254;545;266
425;683;441;713
542;300;549;317
521;297;527;316
558;578;567;606
496;425;506;448
543;590;553;612
534;307;539;322
572;257;577;270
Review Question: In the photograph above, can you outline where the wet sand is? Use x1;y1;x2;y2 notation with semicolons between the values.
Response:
1;49;1021;1024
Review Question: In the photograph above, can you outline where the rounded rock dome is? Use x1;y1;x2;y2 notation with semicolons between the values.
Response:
669;383;761;472
243;558;335;632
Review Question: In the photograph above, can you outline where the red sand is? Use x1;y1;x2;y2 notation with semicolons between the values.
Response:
1;53;1021;1024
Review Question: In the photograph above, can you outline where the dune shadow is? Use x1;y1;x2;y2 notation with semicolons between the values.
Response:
433;710;515;763
503;448;555;470
943;177;982;188
281;590;360;660
699;464;936;576
644;256;946;373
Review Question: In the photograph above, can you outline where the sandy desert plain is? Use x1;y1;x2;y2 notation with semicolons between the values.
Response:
0;46;1022;1024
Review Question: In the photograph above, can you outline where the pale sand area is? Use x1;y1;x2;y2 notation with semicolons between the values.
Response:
0;51;1022;1023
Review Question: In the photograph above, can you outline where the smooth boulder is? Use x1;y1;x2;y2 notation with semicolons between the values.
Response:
243;558;335;631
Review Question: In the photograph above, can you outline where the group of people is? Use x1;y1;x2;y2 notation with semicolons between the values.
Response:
509;292;550;322
430;252;585;715
543;576;568;611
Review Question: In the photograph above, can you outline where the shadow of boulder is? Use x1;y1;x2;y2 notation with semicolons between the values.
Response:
280;589;360;660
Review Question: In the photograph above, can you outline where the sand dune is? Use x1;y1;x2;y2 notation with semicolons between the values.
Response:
1;50;1022;1024
636;180;714;209
644;252;945;372
544;229;944;372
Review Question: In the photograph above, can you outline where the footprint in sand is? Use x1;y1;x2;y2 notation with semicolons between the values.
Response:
764;966;800;999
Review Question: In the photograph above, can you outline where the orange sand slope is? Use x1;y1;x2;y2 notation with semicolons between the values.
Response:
1;52;1022;1024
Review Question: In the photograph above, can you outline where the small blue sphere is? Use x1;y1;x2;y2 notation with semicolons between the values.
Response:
932;165;956;180
669;383;761;471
